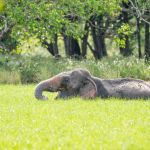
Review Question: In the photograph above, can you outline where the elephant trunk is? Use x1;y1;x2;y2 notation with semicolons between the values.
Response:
35;76;62;100
35;80;50;100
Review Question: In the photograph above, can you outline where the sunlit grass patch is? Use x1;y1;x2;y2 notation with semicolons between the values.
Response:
0;71;20;84
0;85;150;150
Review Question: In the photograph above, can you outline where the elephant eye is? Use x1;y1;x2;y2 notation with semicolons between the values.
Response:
63;78;69;83
82;80;88;86
65;78;69;82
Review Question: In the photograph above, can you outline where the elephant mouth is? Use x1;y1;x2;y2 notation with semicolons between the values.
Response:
58;87;66;91
48;86;66;92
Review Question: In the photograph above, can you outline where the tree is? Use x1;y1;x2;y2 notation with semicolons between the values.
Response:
0;15;18;53
3;0;122;59
119;1;131;56
128;0;150;60
145;10;150;61
136;17;142;58
0;1;20;53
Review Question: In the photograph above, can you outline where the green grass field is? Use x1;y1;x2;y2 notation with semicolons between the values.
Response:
0;85;150;150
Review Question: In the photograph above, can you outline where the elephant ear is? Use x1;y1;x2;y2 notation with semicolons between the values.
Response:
79;77;97;99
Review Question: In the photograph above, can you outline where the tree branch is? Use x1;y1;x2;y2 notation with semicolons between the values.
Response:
129;0;150;25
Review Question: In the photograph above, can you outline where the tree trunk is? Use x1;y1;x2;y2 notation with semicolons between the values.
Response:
145;16;150;61
42;41;54;56
90;16;107;59
90;19;102;59
120;35;130;56
63;34;81;58
119;2;131;56
97;16;107;57
81;22;89;58
53;34;59;56
42;34;60;58
63;35;70;56
136;17;142;59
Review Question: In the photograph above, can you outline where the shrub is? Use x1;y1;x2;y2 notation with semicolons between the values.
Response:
19;58;40;84
0;54;149;84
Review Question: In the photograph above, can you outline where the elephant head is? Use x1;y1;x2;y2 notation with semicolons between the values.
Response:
35;69;98;100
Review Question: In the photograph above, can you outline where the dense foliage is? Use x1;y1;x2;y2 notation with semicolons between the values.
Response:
4;0;121;37
0;0;149;60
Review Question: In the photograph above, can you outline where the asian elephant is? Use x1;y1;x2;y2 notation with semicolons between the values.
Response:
35;68;150;100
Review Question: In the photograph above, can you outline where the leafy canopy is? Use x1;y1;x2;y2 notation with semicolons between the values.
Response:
4;0;122;40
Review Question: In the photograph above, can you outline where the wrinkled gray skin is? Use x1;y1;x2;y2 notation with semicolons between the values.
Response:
35;68;150;100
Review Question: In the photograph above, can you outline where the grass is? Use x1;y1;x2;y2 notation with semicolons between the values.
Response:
0;84;150;150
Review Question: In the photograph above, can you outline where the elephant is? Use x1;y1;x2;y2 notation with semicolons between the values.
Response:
35;68;150;100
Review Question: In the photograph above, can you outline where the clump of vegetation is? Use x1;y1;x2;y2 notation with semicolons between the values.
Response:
19;56;40;83
0;54;149;84
0;54;40;83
